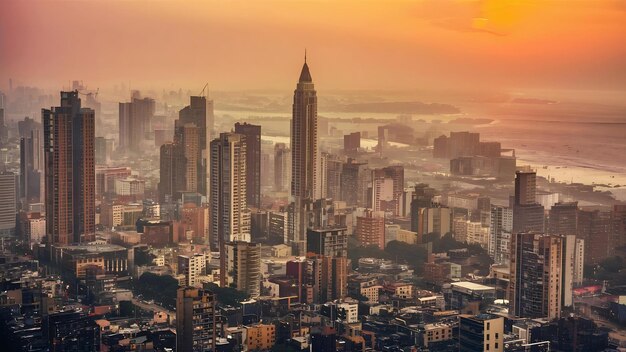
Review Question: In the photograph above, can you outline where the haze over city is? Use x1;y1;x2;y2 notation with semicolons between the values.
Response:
0;1;626;352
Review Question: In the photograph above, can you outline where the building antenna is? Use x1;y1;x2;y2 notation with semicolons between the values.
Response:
304;49;307;63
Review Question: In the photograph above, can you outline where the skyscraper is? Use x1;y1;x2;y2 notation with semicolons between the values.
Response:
410;183;436;234
512;171;545;233
177;122;200;193
179;96;214;196
489;205;513;264
274;143;291;192
20;128;43;206
549;202;579;236
210;133;251;248
509;233;564;320
514;170;536;205
0;172;17;236
323;153;343;201
118;92;155;154
289;55;318;254
225;241;261;297
340;159;370;207
158;142;185;202
176;287;218;352
235;122;262;209
43;91;95;244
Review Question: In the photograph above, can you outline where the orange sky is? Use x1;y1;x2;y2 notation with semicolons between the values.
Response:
1;0;626;92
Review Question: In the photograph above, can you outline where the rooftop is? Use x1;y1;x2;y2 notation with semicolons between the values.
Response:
451;281;494;291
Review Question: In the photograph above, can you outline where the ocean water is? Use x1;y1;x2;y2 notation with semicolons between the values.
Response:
220;99;626;201
473;102;626;201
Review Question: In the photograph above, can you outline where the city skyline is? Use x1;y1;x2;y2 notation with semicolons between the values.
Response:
1;2;626;351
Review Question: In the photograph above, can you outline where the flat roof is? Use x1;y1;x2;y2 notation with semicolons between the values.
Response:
452;281;494;291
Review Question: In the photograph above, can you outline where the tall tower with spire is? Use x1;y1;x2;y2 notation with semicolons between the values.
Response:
289;54;318;254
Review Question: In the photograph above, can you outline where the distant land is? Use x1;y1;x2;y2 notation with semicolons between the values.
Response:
330;101;460;114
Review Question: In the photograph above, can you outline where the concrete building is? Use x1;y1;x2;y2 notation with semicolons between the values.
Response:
235;122;261;209
226;242;261;298
307;226;348;257
273;143;291;192
510;233;564;320
178;95;214;196
489;205;513;264
0;172;16;236
289;56;319;255
423;323;453;348
340;159;370;208
245;324;276;351
43;91;95;244
211;133;251;281
513;171;545;233
176;287;218;352
343;132;360;155
178;253;206;287
118;93;155;154
459;314;504;352
356;210;385;249
19;128;43;206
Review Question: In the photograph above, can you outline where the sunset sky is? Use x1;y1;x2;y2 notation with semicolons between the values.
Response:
1;0;626;92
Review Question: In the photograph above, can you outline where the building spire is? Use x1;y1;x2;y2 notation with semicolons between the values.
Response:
298;51;312;83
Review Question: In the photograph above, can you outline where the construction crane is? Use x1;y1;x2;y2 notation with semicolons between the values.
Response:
77;87;99;100
199;83;208;97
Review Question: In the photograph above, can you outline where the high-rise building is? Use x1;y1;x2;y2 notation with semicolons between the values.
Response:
371;166;404;216
20;129;43;206
307;226;348;258
323;153;343;201
613;205;626;252
158;142;185;202
179;96;214;196
340;159;370;207
175;122;200;193
489;205;513;264
210;133;251;251
289;56;318;255
410;183;436;235
178;253;206;287
356;210;386;249
512;171;545;233
176;287;218;352
515;171;536;205
0;172;17;236
94;136;113;165
509;233;564;320
563;235;584;307
235;122;262;209
0;107;7;145
459;314;504;352
343;132;360;155
274;143;291;192
43;91;95;244
548;202;579;236
578;209;611;264
225;241;261;297
118;93;155;154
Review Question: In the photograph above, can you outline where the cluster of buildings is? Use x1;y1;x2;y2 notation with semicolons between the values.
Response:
0;59;624;352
